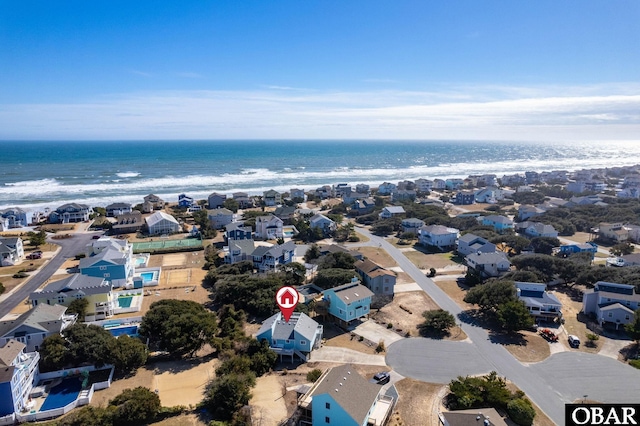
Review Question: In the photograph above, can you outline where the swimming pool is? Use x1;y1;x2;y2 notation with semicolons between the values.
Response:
135;257;146;266
108;325;139;337
118;297;133;308
40;378;82;411
140;272;155;282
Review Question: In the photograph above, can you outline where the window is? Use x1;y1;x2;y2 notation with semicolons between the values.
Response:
325;402;330;409
104;273;110;278
325;417;330;423
100;266;107;271
300;340;306;345
626;315;630;320
608;312;613;318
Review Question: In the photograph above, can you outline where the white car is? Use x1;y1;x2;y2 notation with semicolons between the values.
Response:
568;335;580;348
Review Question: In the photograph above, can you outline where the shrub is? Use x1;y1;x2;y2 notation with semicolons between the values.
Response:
428;267;436;277
387;323;393;329
629;359;640;369
507;398;536;426
586;333;600;347
13;272;28;278
375;341;385;353
306;368;323;382
0;282;4;295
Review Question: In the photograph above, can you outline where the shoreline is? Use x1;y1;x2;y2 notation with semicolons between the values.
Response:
4;161;640;213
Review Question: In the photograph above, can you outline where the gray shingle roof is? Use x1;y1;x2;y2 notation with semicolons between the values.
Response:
330;282;374;304
309;364;381;425
0;304;68;338
258;312;320;343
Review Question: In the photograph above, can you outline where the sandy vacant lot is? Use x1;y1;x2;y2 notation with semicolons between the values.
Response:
250;374;289;426
389;379;445;426
354;246;399;269
91;356;218;408
372;291;439;337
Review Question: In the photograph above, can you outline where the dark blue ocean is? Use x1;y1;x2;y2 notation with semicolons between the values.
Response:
1;140;639;211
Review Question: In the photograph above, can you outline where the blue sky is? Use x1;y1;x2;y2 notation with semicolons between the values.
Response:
1;1;639;140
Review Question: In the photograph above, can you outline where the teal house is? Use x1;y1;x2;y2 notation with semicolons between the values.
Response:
323;280;374;324
255;311;323;361
298;364;395;426
80;237;134;288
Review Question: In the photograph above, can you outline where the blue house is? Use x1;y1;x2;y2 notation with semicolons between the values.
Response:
225;222;253;241
480;215;514;232
558;242;598;259
0;340;40;419
256;312;323;361
0;208;28;228
298;364;395;426
80;237;134;288
323;280;374;324
178;193;195;208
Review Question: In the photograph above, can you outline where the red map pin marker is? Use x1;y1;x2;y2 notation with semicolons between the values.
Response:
276;286;299;323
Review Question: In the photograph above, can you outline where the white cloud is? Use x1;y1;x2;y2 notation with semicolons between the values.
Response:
1;84;639;140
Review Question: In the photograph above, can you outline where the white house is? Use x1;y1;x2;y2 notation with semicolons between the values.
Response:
49;203;92;223
0;304;76;352
465;252;511;279
309;214;337;236
208;208;237;229
263;189;282;206
456;233;496;257
255;215;284;240
378;206;405;219
0;237;24;267
516;221;559;238
105;202;132;217
582;281;640;329
377;182;396;195
401;218;425;235
515;282;562;322
145;211;181;235
418;225;459;249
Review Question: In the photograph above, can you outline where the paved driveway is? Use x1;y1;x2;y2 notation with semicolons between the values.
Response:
353;320;404;346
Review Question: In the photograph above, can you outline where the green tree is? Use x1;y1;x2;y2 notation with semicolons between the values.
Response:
304;244;321;262
530;237;560;255
223;198;239;213
463;280;516;314
109;387;161;426
66;298;89;320
611;241;635;256
39;334;69;372
306;368;323;382
139;300;218;356
109;335;148;374
317;251;355;270
625;309;640;344
29;229;47;247
496;300;534;332
64;324;114;367
204;373;256;421
507;398;536;426
419;309;456;335
281;262;306;286
247;339;277;376
314;268;358;289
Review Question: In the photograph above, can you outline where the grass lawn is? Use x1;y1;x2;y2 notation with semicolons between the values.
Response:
404;251;460;270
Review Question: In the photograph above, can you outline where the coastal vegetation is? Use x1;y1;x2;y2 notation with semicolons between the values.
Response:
38;324;147;375
447;371;536;426
463;280;534;332
139;299;218;357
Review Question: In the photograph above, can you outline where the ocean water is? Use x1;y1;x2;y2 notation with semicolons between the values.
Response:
1;140;639;211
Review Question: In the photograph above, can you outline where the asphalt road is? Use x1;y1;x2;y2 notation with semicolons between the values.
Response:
0;232;97;318
353;226;640;425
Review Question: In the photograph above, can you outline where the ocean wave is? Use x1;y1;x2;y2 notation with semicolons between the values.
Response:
116;172;141;178
3;141;640;210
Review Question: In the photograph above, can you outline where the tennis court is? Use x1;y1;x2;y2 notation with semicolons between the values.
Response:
132;238;202;252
